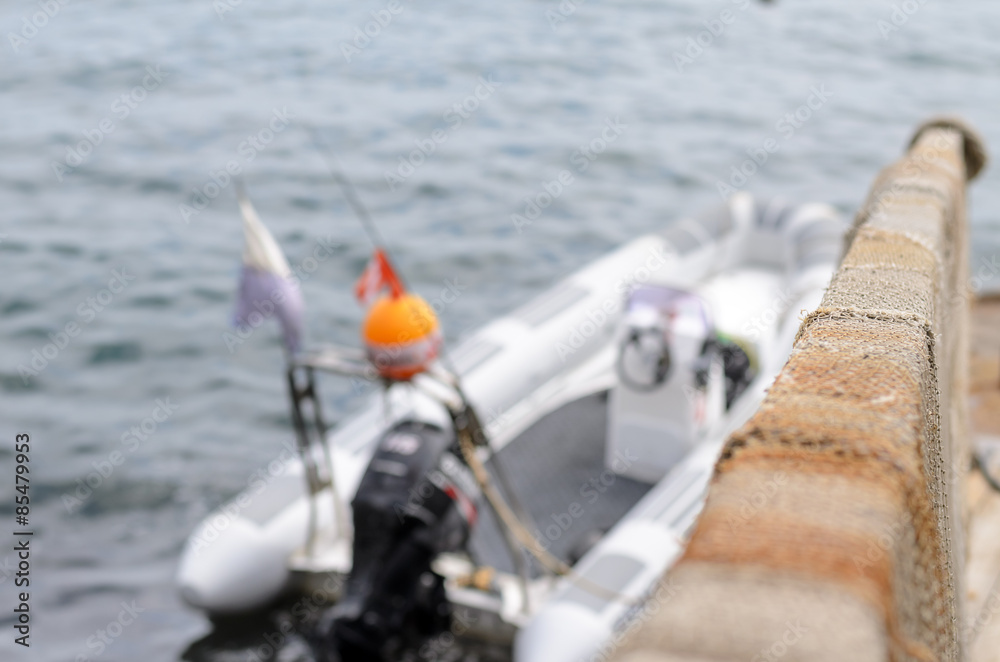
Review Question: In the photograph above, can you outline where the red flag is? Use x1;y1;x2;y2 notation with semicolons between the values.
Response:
354;248;404;305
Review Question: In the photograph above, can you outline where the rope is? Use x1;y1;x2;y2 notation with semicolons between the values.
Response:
455;425;646;606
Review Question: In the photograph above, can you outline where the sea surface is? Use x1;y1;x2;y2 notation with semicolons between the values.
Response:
3;0;1000;660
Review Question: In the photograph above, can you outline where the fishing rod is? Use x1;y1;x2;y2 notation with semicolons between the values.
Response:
307;127;412;292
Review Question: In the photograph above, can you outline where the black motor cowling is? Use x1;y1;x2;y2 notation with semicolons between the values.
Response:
317;420;479;661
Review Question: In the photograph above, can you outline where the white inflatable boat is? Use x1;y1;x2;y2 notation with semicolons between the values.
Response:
176;192;845;662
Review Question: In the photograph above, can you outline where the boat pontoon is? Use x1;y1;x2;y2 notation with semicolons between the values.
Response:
176;191;845;662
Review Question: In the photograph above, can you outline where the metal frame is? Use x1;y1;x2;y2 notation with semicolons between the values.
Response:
286;345;536;610
286;345;368;555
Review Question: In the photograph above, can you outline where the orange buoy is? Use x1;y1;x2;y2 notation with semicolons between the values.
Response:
362;293;442;380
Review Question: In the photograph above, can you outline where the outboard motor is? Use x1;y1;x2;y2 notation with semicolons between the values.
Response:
316;420;480;661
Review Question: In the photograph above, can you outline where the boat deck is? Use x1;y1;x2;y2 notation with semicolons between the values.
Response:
469;391;653;575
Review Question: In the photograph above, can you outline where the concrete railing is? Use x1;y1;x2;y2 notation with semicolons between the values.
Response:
611;118;987;662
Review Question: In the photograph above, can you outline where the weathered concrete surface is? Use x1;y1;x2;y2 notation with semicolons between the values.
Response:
965;295;1000;662
610;119;987;662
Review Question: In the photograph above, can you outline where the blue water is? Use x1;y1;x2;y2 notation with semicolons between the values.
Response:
2;0;1000;660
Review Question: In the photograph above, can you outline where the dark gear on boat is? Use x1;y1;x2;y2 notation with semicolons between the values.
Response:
696;336;755;408
314;420;480;661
